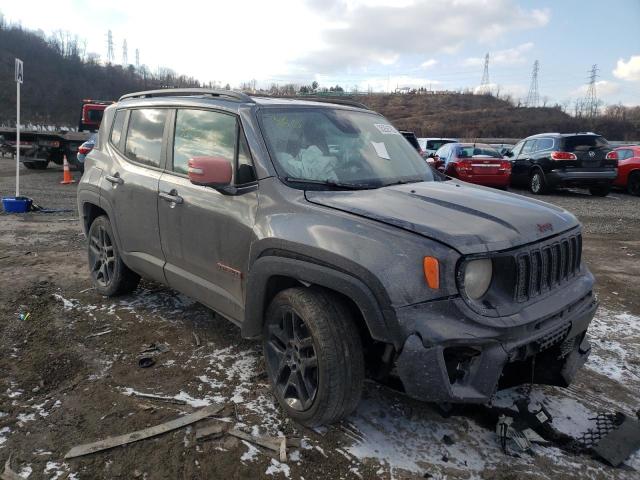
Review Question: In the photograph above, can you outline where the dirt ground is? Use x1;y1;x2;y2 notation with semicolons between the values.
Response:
1;159;639;480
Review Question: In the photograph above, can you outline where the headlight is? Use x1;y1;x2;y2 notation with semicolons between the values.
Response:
463;259;493;300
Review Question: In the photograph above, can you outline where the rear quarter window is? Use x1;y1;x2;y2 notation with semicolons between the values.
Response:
110;110;126;149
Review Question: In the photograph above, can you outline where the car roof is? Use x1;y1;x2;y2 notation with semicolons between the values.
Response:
116;89;371;112
526;132;602;139
418;137;458;141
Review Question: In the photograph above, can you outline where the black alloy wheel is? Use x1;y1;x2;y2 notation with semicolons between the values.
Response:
265;309;319;411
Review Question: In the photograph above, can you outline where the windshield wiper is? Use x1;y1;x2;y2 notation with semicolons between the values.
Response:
382;178;425;187
284;177;377;190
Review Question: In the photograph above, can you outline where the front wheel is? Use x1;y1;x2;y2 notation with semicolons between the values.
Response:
529;170;547;194
87;215;140;296
588;185;611;197
627;172;640;196
263;287;364;426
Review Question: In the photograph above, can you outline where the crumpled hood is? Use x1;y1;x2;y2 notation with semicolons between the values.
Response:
305;181;579;254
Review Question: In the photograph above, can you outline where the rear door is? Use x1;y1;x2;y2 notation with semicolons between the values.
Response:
158;108;258;324
561;135;612;169
101;107;170;283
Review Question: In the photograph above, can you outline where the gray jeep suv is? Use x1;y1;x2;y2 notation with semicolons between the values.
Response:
78;89;597;426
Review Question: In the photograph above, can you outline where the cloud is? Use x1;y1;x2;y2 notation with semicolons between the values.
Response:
613;55;640;82
463;43;534;67
295;0;549;73
571;80;621;97
420;59;438;69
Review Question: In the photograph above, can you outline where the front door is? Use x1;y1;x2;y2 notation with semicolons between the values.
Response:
158;108;258;323
101;108;171;283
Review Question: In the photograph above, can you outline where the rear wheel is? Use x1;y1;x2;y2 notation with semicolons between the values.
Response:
23;161;48;170
627;172;640;196
263;287;364;426
588;185;611;197
529;170;547;194
87;215;140;296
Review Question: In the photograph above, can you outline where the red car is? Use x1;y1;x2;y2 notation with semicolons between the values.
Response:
613;145;640;196
433;142;511;188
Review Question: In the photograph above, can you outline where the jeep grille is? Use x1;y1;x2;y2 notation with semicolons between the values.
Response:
514;233;582;302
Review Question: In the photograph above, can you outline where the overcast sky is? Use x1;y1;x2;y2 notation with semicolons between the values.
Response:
3;0;640;106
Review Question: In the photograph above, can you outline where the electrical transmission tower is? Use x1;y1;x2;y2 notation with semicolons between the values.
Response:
525;60;540;107
135;49;140;69
106;30;114;64
479;53;490;93
584;64;599;117
122;39;128;65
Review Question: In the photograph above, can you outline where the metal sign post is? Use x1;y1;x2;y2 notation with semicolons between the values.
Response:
15;58;23;197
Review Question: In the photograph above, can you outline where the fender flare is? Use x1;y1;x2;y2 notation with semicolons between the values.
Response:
242;255;400;346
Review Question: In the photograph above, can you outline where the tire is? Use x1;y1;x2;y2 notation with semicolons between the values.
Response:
529;169;547;194
263;287;365;427
23;161;48;170
87;215;140;296
588;185;611;197
627;172;640;196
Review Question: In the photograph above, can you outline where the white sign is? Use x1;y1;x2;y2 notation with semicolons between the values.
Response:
15;59;23;84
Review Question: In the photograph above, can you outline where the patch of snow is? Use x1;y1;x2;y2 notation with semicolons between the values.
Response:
17;413;36;423
18;465;32;478
265;459;290;478
0;426;11;447
52;293;78;310
240;440;260;463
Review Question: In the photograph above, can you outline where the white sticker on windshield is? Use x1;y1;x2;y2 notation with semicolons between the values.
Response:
372;141;391;160
374;123;399;135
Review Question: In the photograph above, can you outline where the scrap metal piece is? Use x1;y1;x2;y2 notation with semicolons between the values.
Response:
64;403;224;459
592;414;640;467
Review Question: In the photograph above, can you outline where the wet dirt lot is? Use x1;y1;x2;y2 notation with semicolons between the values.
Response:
1;160;639;479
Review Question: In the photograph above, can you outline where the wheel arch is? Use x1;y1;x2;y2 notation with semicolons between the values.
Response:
243;255;402;349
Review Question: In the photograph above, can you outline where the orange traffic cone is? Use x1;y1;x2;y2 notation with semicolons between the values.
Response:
60;155;75;185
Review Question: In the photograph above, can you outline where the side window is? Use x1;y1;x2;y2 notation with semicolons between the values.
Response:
236;131;256;184
536;138;554;151
125;109;169;167
618;149;631;160
110;110;126;149
173;109;236;175
510;141;525;158
521;140;537;156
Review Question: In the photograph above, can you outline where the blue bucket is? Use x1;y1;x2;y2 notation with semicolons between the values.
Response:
2;196;32;213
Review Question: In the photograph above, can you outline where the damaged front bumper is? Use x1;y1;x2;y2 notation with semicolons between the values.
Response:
394;288;597;404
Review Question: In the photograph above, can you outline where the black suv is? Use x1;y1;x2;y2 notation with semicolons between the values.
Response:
78;89;597;426
507;133;618;196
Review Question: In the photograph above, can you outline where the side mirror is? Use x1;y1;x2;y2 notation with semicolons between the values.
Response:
503;150;513;158
428;152;436;158
188;156;232;188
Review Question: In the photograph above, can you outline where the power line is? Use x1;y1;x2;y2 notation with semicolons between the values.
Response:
584;64;599;117
106;30;114;64
525;60;539;107
479;53;490;93
122;39;128;66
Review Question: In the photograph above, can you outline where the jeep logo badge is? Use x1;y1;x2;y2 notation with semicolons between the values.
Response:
537;223;553;233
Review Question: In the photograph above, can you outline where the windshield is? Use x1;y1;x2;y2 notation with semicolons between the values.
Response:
455;145;501;159
259;108;434;188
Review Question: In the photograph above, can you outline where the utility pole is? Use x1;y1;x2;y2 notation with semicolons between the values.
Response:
106;30;114;64
525;60;540;107
122;39;128;66
135;49;140;69
480;53;490;94
585;64;599;117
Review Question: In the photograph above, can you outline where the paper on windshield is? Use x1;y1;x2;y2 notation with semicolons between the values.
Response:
371;141;391;160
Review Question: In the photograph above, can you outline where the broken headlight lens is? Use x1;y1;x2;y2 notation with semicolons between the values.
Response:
463;259;493;300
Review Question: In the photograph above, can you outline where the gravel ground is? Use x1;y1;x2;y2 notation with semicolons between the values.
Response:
1;159;639;479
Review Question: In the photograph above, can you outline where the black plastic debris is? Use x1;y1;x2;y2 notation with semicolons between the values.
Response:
591;414;640;467
138;357;155;368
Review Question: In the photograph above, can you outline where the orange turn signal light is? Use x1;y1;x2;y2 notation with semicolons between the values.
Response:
423;256;440;289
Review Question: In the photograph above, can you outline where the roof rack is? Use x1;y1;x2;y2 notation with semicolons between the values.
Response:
118;88;254;103
291;96;370;110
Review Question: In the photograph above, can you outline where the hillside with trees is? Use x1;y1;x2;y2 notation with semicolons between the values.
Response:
1;18;638;140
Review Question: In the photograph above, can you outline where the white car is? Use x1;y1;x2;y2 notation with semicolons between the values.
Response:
418;137;458;157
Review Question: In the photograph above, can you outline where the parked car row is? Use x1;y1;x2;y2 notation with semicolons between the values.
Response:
400;130;639;196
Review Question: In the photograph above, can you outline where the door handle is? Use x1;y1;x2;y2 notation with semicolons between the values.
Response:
106;173;124;185
159;190;183;205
